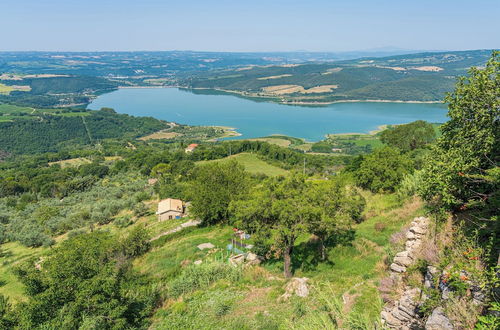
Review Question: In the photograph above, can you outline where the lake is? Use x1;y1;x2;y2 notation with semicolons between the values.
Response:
88;87;448;141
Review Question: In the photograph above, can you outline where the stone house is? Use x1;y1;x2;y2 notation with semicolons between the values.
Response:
156;198;184;221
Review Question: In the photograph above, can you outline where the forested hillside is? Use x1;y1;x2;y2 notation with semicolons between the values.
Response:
0;107;168;154
180;50;492;103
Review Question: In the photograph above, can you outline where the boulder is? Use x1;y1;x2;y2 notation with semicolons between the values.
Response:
193;259;202;265
197;242;215;250
425;307;454;329
279;277;309;301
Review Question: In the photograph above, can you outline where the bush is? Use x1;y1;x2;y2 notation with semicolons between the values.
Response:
114;214;133;228
397;170;423;200
353;147;413;193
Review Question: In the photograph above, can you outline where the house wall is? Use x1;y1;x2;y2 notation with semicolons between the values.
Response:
158;210;183;221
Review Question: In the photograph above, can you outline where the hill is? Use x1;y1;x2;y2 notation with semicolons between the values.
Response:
179;50;493;103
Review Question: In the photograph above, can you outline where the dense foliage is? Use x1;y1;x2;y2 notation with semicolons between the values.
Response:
5;229;156;329
0;108;168;154
188;161;249;226
420;52;499;216
380;120;436;152
350;147;413;192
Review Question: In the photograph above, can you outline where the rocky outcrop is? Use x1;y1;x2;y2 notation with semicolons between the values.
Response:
279;277;309;301
381;287;423;329
425;307;454;330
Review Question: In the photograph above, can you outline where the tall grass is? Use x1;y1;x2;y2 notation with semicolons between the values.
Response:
168;261;242;298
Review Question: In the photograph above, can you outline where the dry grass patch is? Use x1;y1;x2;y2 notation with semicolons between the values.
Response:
247;137;291;147
411;66;443;72
257;74;292;80
262;84;338;95
138;130;182;141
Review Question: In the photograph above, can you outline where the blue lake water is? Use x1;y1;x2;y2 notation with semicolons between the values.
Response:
88;87;448;141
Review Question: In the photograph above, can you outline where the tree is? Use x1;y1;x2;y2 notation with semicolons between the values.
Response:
307;182;364;260
188;160;249;225
230;174;362;277
380;120;436;152
353;147;413;192
420;52;499;214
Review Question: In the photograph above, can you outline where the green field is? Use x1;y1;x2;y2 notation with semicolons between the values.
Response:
0;242;46;302
197;152;289;176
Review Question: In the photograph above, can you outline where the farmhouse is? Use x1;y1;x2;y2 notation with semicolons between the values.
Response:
185;143;198;153
156;198;184;221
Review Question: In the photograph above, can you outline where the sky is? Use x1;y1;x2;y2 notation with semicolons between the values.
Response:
1;0;499;52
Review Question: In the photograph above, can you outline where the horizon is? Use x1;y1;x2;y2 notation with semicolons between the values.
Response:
1;0;499;52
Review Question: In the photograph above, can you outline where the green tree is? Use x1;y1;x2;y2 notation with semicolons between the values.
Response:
380;120;436;151
308;182;364;260
353;147;413;192
231;174;360;277
188;160;249;225
13;231;154;329
420;52;499;214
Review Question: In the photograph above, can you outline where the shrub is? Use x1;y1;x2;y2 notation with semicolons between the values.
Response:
353;147;413;193
114;214;133;228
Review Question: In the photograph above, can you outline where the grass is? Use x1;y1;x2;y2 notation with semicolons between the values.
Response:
197;152;288;177
0;183;425;327
246;137;292;147
0;104;33;114
139;191;425;328
0;242;46;302
48;156;123;168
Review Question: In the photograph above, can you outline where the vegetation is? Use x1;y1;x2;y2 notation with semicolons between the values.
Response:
380;120;436;151
181;50;491;103
0;51;497;329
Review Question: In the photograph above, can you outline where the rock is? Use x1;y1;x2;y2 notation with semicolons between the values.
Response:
395;251;412;259
390;263;407;273
424;266;438;289
246;252;258;261
279;277;309;301
394;255;414;267
410;226;426;235
471;285;486;305
425;307;454;329
406;231;416;240
193;259;202;265
197;242;215;250
229;254;245;266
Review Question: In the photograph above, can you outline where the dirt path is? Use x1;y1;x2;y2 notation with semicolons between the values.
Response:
149;219;201;242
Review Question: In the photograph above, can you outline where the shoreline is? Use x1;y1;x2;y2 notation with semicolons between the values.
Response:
117;85;444;106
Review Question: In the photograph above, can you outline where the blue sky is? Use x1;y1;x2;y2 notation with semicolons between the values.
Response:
1;0;499;52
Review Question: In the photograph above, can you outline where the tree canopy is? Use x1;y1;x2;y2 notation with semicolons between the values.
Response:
420;51;499;214
380;120;436;152
188;160;249;226
353;147;413;193
230;174;363;277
